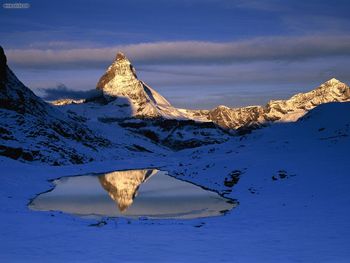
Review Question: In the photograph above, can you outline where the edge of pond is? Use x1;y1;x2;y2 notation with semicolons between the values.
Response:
27;167;239;220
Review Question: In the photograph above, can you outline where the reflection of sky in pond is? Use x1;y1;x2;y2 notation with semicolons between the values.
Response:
30;170;236;219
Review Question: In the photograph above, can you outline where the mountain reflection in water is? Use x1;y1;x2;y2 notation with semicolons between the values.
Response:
29;170;236;219
98;169;157;212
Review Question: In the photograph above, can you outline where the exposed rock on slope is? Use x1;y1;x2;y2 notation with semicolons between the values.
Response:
264;78;350;121
119;118;231;150
208;105;265;131
0;46;110;164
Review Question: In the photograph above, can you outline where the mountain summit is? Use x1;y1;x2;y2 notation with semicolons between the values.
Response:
96;51;185;119
96;51;139;98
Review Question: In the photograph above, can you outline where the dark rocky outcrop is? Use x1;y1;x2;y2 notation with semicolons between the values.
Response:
0;46;110;164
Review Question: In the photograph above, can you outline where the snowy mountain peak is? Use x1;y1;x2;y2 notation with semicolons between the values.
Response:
96;52;186;119
311;78;350;101
115;51;127;61
316;78;347;91
96;51;138;97
324;78;342;85
216;105;230;110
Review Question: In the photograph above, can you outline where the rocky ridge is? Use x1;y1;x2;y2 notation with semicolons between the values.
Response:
0;46;111;164
188;78;350;130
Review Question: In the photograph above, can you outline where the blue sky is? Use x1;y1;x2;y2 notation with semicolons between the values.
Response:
1;0;350;109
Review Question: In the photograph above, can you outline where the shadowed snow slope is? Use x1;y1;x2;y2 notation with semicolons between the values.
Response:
0;46;113;164
0;102;349;262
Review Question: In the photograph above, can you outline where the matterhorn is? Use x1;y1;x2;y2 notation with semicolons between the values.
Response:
96;52;186;119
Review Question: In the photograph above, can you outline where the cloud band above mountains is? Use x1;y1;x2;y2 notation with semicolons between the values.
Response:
6;35;350;69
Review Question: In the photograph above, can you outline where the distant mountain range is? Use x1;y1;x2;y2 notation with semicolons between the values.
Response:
1;46;349;164
185;77;350;130
58;51;350;130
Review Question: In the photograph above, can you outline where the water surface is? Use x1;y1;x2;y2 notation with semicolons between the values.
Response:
29;169;235;219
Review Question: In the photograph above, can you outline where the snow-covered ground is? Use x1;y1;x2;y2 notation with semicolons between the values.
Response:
1;102;350;262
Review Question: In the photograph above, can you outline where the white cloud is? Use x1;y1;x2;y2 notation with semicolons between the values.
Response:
5;35;350;69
